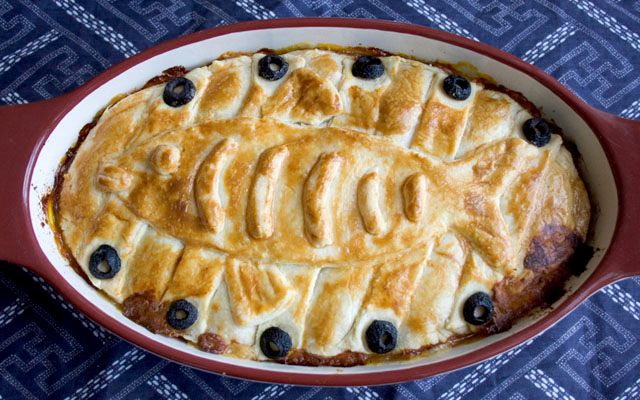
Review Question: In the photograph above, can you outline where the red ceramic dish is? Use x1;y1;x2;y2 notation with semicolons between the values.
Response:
0;18;638;386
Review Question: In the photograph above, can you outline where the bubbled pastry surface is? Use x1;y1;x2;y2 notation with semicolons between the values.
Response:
57;49;590;362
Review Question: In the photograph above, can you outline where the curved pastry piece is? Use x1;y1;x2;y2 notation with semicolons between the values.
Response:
204;281;257;345
402;173;428;222
122;228;184;301
411;73;479;159
80;200;146;302
97;165;132;192
195;138;238;233
302;152;343;247
150;144;180;174
357;171;387;235
303;266;373;356
262;68;342;125
400;233;465;349
225;258;294;326
161;247;225;339
348;250;427;353
246;146;289;240
256;266;320;358
446;252;499;335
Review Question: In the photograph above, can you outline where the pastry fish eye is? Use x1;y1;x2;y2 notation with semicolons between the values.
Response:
150;144;181;174
96;164;132;192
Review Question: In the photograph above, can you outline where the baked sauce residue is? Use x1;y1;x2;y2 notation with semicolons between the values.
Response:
485;224;592;334
122;292;180;338
141;66;188;89
284;349;370;367
198;333;228;354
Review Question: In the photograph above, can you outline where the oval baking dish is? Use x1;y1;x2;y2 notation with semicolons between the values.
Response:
0;19;638;386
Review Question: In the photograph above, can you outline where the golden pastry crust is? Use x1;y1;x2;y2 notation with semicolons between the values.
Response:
56;48;590;364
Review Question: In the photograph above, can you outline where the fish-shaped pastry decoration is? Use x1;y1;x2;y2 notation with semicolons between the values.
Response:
56;49;590;364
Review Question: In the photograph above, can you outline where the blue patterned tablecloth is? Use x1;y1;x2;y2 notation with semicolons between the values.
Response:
1;1;639;399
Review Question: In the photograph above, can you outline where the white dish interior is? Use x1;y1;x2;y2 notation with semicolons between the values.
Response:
28;27;617;376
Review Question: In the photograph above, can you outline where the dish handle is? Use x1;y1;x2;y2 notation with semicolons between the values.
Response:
591;110;640;281
0;95;72;271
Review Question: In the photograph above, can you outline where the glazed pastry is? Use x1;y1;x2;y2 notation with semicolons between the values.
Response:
55;48;590;365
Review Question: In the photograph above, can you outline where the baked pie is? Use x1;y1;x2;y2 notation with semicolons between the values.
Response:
53;47;591;366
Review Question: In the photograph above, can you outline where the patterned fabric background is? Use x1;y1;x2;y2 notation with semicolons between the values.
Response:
1;1;639;399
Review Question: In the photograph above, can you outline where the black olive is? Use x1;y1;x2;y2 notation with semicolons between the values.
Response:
163;77;196;107
258;55;289;81
259;327;292;359
166;299;198;330
463;292;495;325
89;244;121;279
352;56;385;79
365;320;397;354
523;117;551;147
443;75;472;100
